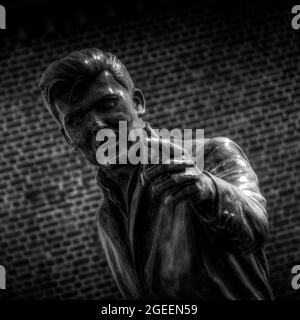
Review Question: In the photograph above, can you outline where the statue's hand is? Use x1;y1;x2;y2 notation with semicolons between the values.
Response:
142;138;214;206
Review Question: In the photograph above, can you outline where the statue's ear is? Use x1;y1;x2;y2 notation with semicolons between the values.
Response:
133;88;146;116
60;127;77;149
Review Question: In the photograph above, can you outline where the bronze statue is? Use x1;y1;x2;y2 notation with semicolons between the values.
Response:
39;48;274;299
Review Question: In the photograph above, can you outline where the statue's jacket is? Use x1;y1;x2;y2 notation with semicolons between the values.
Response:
95;137;274;299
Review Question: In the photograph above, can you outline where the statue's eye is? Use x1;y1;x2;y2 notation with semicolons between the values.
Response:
101;97;118;110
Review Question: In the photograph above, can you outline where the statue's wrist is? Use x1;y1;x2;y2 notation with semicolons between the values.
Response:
190;171;218;221
196;171;217;203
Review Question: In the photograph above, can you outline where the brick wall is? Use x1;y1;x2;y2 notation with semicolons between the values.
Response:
0;1;299;299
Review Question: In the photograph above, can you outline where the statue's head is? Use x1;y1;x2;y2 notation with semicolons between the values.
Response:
39;48;146;166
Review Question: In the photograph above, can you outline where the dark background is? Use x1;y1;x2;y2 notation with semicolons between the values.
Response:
0;0;299;299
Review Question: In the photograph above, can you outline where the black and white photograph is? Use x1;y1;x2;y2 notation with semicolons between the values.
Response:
0;0;300;316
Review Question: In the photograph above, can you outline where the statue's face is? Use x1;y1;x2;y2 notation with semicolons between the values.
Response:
54;70;144;166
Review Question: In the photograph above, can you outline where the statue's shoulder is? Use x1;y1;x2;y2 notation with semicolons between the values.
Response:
203;137;247;160
204;136;236;149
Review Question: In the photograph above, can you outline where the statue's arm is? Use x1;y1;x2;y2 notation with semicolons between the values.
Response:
193;137;269;254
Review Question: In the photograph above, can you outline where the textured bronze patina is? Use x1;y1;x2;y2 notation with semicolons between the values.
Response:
40;48;274;299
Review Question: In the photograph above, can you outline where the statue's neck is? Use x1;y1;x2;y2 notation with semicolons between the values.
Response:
99;163;135;186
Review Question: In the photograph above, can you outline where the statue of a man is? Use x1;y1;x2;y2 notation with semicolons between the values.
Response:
39;48;274;299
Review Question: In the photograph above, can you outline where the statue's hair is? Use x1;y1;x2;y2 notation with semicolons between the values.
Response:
39;48;134;125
